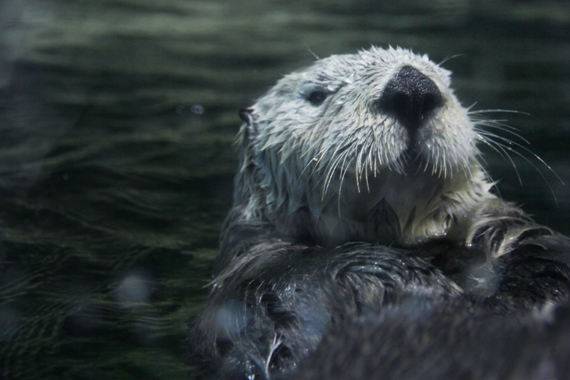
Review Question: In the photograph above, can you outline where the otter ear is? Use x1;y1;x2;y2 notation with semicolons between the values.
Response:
238;107;258;141
239;107;253;124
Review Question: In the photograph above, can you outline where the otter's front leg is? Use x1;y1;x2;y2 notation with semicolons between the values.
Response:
450;200;570;304
465;233;570;309
461;199;555;260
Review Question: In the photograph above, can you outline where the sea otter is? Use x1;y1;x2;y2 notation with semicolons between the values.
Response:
189;47;570;379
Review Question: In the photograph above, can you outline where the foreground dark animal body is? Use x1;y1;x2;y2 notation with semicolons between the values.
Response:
188;47;570;379
297;296;570;380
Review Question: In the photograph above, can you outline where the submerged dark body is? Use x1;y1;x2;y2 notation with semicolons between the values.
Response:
297;296;570;380
188;48;570;379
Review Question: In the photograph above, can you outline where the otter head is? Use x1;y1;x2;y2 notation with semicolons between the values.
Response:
234;47;494;249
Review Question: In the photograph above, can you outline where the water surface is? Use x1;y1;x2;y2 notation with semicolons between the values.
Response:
0;0;569;378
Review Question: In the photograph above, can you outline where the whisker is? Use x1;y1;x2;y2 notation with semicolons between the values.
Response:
437;54;464;66
477;132;523;186
474;122;529;144
469;109;529;116
500;144;560;207
323;148;352;198
337;151;352;218
480;131;563;184
478;127;562;205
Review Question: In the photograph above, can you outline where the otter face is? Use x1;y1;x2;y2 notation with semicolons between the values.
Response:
237;47;493;248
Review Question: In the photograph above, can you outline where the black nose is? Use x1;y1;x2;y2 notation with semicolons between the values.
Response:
378;65;443;132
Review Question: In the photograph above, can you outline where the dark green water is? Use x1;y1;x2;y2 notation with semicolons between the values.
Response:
0;0;569;378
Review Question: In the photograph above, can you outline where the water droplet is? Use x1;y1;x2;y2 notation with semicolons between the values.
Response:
191;104;204;115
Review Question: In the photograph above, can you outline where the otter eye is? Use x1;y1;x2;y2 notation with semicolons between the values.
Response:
307;91;328;106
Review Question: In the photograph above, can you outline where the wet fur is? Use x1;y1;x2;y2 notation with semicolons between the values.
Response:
297;296;570;380
217;47;555;267
188;47;570;379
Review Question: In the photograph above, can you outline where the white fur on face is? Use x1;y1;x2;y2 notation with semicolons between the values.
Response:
240;47;492;248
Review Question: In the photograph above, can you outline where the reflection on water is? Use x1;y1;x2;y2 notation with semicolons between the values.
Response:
0;0;569;378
